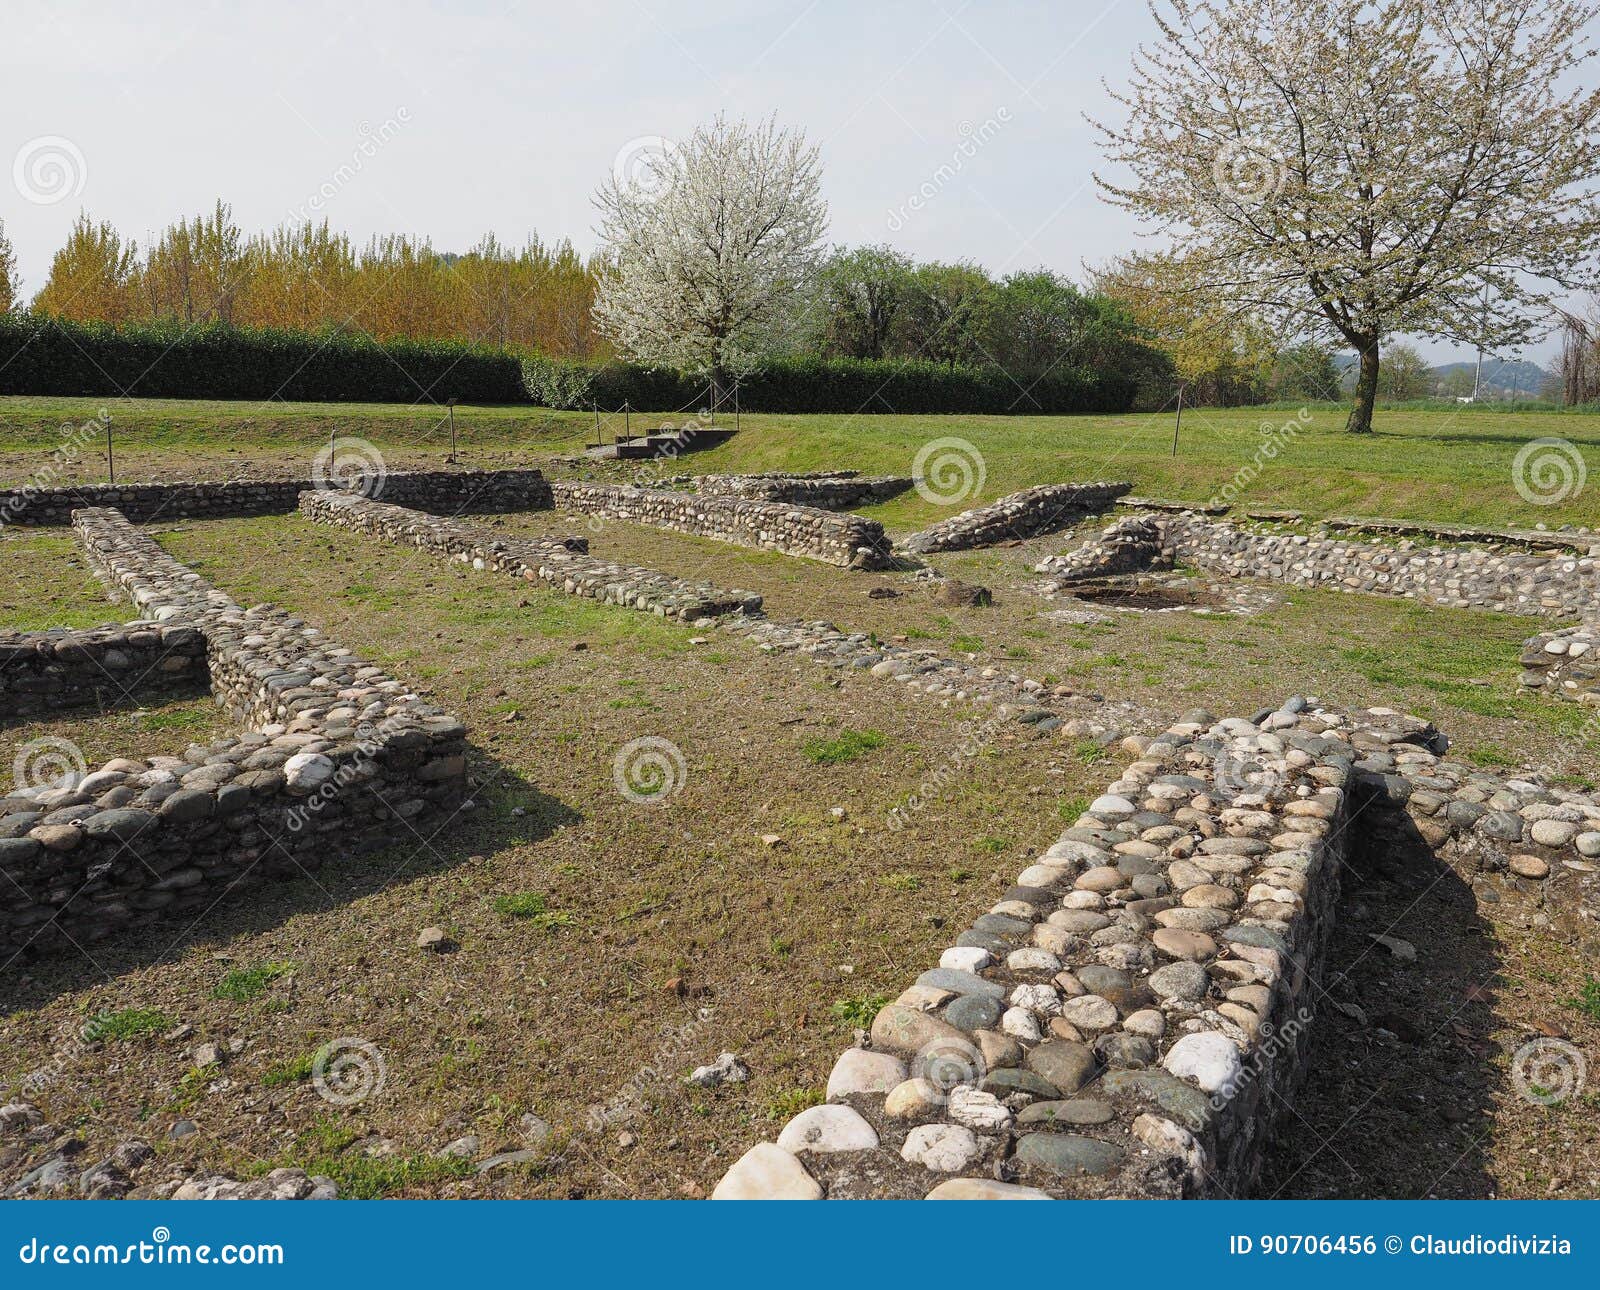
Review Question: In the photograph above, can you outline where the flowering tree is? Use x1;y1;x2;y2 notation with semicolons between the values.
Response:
1094;0;1600;432
592;115;828;400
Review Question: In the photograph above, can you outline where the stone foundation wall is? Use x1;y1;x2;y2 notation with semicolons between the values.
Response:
696;473;912;509
0;469;554;526
550;481;893;569
1519;623;1600;705
299;491;763;621
716;697;1361;1200
0;508;467;955
1035;516;1170;585
0;623;208;720
899;482;1132;555
1164;514;1599;617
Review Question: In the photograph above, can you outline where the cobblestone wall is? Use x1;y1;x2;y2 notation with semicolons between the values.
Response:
550;481;894;569
696;473;912;509
899;483;1132;555
0;508;467;955
715;698;1595;1200
1163;515;1599;618
0;623;208;720
299;491;763;620
0;469;553;526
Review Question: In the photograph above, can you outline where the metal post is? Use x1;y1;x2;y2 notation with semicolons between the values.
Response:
625;401;631;440
447;400;457;463
734;382;740;433
1170;386;1184;457
593;399;600;445
106;416;114;484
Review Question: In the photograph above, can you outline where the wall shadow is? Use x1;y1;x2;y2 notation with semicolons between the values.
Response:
1254;784;1500;1198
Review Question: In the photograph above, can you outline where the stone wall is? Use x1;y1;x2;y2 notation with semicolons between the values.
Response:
0;469;553;526
696;472;912;509
899;482;1132;555
550;481;893;569
0;507;467;955
299;491;763;621
1035;516;1170;585
713;697;1596;1200
0;623;208;720
1518;622;1600;706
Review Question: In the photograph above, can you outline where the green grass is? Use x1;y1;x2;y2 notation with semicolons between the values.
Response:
5;397;1600;528
801;728;887;765
764;1086;825;1120
1564;977;1600;1023
261;1049;319;1088
830;993;891;1029
492;892;576;930
89;1008;170;1041
261;1116;475;1198
213;961;296;1003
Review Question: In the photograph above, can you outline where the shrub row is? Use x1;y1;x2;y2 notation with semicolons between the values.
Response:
0;313;526;404
0;312;1140;414
521;354;1140;415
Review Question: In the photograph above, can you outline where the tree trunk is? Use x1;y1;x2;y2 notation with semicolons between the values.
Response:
1346;339;1379;434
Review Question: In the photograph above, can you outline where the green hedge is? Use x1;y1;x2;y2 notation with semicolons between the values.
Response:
521;354;1142;414
0;313;526;404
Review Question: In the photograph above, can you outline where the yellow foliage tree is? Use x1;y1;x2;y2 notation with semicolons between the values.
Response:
0;219;19;311
32;215;139;324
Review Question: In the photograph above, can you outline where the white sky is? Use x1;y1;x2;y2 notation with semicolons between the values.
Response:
1;0;1578;367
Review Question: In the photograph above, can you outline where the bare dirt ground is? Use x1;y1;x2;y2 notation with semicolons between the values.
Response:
2;505;1596;1197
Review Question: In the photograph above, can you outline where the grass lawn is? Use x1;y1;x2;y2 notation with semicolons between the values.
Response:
2;395;1598;529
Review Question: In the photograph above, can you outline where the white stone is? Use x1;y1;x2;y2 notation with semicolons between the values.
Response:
1017;864;1070;888
776;1104;879;1154
1090;794;1136;816
946;1085;1013;1132
900;1123;980;1173
925;1178;1051;1200
940;946;992;973
1005;947;1062;974
825;1049;906;1100
1009;983;1061;1016
1060;994;1118;1031
1123;1009;1167;1039
283;752;336;789
1001;1007;1042;1041
711;1143;822;1200
1162;1031;1243;1094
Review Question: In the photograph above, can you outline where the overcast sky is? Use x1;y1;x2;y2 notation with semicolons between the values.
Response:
1;0;1577;366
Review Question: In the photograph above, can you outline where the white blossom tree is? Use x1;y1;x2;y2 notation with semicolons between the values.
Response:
1094;0;1600;432
592;114;828;401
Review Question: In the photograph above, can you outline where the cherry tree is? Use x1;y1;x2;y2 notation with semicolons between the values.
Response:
593;115;827;401
1094;0;1600;432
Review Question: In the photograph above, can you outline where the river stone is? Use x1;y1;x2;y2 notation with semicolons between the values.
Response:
1148;960;1208;1002
925;1178;1051;1200
81;808;155;841
826;1049;906;1099
776;1104;878;1154
916;968;1005;999
1163;1031;1242;1094
944;994;1003;1032
870;1005;968;1055
711;1143;821;1200
900;1123;980;1173
1026;1040;1096;1094
1017;1098;1115;1127
1101;1069;1215;1133
1016;1133;1124;1177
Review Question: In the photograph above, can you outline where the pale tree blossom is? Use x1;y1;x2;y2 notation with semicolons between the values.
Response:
1094;0;1600;432
593;114;828;400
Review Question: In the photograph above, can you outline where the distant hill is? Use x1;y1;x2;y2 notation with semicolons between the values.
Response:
1333;353;1556;399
